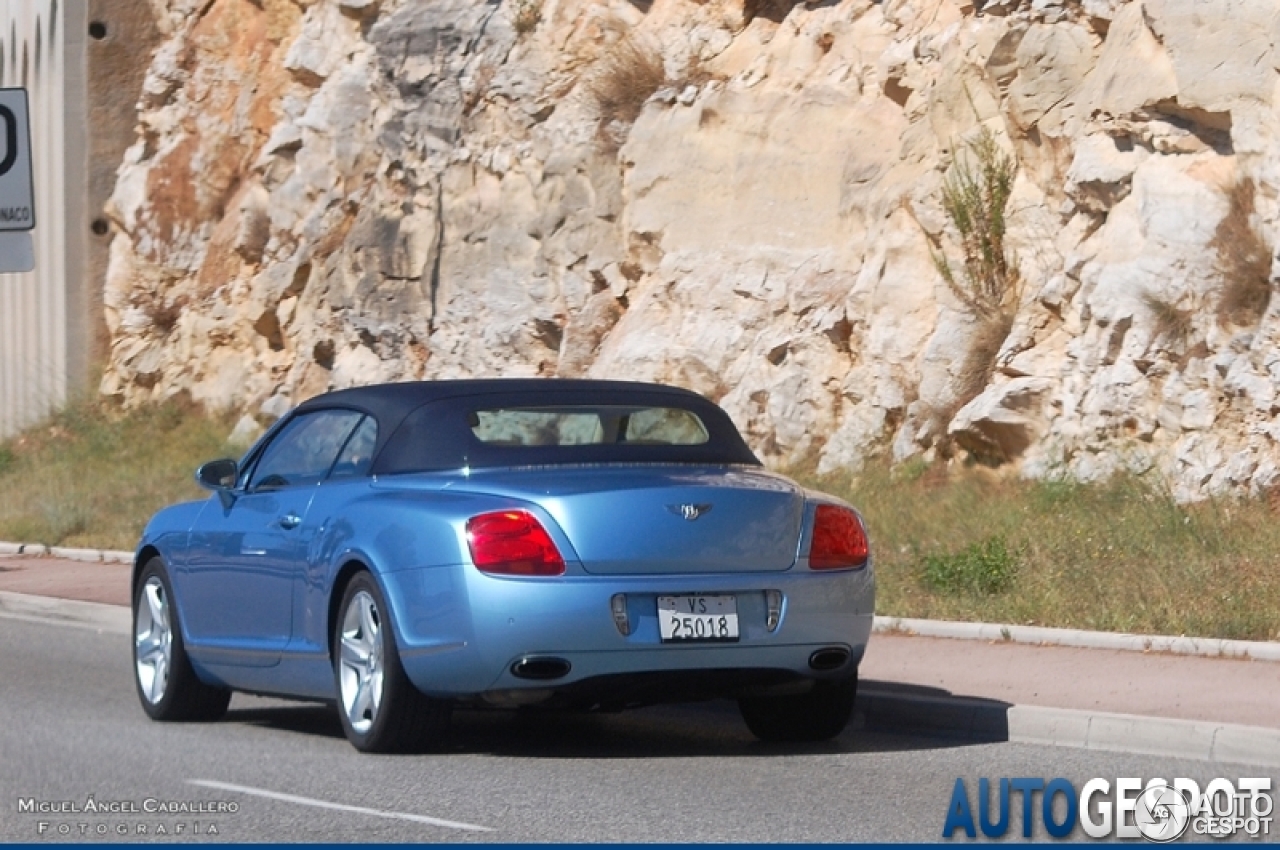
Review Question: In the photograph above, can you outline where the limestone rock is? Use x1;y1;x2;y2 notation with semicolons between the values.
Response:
1065;132;1148;212
1069;3;1178;119
1144;0;1280;112
98;0;1280;500
1007;23;1095;132
949;378;1055;463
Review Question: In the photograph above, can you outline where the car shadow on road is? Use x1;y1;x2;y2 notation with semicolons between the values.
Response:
858;679;1013;744
220;679;1012;759
224;701;346;741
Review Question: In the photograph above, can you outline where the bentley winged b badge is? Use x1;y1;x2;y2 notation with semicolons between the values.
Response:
667;503;713;521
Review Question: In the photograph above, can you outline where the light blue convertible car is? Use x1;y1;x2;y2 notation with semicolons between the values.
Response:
132;379;875;752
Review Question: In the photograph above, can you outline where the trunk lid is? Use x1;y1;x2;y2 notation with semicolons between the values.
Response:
452;466;803;574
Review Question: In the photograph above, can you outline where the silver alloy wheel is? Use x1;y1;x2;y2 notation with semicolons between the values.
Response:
338;590;384;734
135;576;173;705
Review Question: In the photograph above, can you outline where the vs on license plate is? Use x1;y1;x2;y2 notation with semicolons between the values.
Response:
657;595;739;642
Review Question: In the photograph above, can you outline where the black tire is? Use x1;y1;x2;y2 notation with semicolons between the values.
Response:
332;572;452;753
739;672;857;742
132;557;231;722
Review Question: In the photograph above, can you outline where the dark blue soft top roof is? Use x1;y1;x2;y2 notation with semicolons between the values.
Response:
289;379;761;473
295;379;706;421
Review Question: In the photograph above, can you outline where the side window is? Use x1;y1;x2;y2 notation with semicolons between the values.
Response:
328;416;377;480
248;410;364;491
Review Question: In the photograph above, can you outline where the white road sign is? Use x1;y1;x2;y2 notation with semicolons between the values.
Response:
0;88;34;232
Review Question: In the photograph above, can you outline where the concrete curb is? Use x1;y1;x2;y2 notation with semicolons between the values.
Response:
0;590;131;634
4;540;1279;660
858;688;1280;769
1;590;1277;768
0;540;133;563
873;616;1280;662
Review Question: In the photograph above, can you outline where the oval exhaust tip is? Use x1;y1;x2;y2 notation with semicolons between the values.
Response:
511;656;572;680
808;647;850;671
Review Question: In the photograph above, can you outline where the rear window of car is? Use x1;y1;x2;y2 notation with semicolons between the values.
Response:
469;406;710;447
370;391;760;475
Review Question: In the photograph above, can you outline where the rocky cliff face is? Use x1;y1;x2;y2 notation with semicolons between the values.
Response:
103;0;1280;500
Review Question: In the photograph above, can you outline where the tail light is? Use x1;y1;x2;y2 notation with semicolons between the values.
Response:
466;510;565;576
809;504;869;570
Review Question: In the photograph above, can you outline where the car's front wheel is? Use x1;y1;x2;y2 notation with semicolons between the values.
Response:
133;558;231;721
739;673;857;742
333;572;452;753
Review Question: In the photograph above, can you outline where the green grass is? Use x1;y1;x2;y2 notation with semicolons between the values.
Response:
795;462;1280;641
0;399;236;551
922;535;1018;596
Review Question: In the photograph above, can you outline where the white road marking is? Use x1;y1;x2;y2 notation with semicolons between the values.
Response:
187;779;493;833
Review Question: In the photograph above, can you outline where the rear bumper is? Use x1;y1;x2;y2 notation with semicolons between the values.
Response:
379;563;875;700
479;666;843;710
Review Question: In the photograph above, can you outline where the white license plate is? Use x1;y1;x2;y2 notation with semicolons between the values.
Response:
657;595;739;642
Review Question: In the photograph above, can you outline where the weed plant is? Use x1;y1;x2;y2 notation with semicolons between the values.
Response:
930;127;1022;429
922;535;1018;596
933;128;1021;322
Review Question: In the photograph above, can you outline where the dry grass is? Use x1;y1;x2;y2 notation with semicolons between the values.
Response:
512;0;541;36
136;289;187;336
955;313;1013;412
928;312;1014;461
587;36;668;127
1214;178;1273;327
0;398;236;550
1142;291;1194;346
794;461;1280;641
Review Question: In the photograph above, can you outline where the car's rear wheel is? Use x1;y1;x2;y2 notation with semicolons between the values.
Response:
333;572;452;753
133;558;231;722
739;673;857;742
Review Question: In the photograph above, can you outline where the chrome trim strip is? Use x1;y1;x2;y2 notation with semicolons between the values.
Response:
400;641;468;659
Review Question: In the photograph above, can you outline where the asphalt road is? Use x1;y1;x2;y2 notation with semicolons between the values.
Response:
0;618;1272;843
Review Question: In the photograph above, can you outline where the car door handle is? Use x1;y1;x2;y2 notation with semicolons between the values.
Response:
277;513;302;530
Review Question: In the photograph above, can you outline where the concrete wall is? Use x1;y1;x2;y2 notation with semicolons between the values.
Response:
0;0;156;437
0;0;86;437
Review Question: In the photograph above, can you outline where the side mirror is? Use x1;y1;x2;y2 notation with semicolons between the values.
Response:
195;458;238;491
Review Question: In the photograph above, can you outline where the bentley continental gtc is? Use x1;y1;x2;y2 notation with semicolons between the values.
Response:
131;379;875;752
